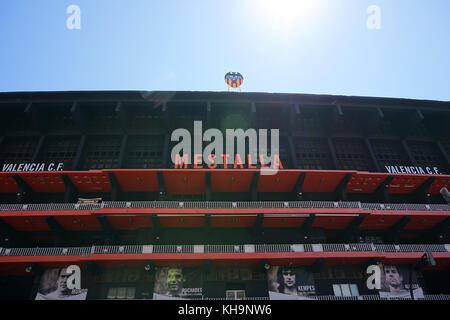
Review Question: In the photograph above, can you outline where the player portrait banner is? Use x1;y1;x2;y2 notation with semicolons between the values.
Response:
267;266;316;300
379;264;424;299
35;268;88;300
153;267;203;300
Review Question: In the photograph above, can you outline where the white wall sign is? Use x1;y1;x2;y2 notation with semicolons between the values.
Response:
385;165;442;175
1;162;64;172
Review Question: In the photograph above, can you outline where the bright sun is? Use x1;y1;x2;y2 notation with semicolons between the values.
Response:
258;0;319;31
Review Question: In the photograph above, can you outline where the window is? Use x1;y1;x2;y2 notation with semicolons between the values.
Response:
333;116;359;135
124;135;164;168
0;136;38;164
256;105;287;132
294;137;332;169
87;106;120;133
129;108;165;134
38;136;80;170
334;139;373;171
408;141;447;170
226;290;246;300
373;119;396;136
46;106;77;132
292;109;325;135
408;122;430;138
371;139;410;169
107;287;136;299
82;136;121;169
332;284;359;297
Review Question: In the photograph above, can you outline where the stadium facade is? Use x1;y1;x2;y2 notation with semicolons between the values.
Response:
0;90;449;300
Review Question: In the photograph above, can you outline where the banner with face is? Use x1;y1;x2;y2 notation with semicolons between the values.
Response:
153;267;203;300
379;264;424;299
35;267;88;300
266;266;316;300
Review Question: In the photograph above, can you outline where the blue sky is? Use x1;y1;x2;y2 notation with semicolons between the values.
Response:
0;0;449;101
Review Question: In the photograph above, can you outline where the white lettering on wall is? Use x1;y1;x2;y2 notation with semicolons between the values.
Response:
1;163;64;172
384;165;442;175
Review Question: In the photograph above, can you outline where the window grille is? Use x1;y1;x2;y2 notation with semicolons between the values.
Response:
294;137;332;169
129;106;165;134
408;123;431;138
292;109;325;136
0;136;38;164
334;139;373;171
86;105;120;133
6;113;32;133
256;105;286;131
371;139;410;169
46;105;77;132
169;104;206;132
82;136;121;169
124;135;164;169
333;116;359;135
373;119;396;137
37;136;80;170
408;141;447;171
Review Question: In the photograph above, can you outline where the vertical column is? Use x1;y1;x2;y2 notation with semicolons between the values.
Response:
251;102;257;129
108;172;122;201
162;134;170;168
364;138;381;172
73;135;87;170
290;104;300;134
62;174;76;203
157;171;165;200
401;140;417;166
413;176;435;204
71;101;88;133
116;101;130;133
375;176;393;203
294;172;306;201
334;173;352;201
436;140;450;172
335;104;344;117
31;136;46;163
205;101;212;129
327;137;338;170
287;136;297;169
162;99;170;169
117;135;128;168
13;174;33;204
24;102;43;133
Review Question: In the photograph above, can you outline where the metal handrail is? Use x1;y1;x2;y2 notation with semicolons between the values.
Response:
1;243;448;257
0;201;448;212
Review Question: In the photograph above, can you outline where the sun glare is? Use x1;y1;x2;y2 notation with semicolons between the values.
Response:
257;0;319;31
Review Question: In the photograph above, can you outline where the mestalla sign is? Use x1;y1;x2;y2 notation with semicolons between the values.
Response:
1;162;64;172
